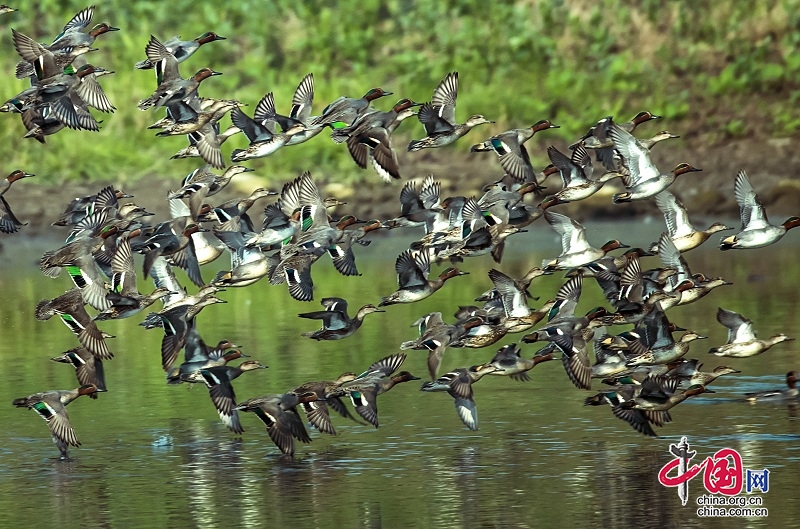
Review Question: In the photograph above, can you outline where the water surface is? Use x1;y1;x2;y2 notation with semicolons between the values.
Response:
1;221;798;528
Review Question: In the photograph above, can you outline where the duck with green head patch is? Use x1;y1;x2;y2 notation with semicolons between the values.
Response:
13;384;99;459
135;31;225;70
408;72;494;151
379;249;468;306
312;87;393;128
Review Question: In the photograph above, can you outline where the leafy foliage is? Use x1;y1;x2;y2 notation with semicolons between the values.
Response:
0;0;796;183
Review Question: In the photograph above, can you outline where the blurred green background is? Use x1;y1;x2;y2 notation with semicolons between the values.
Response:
0;0;798;184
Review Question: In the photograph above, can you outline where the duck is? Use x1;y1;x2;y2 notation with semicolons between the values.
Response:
719;170;800;250
281;212;361;264
649;190;732;253
269;252;318;302
546;328;598;390
211;218;280;288
35;288;115;360
541;210;629;270
209;187;277;232
0;169;33;233
626;330;707;367
676;274;732;306
3;96;65;142
135;31;225;70
326;354;419;428
402;315;485;380
169;165;255;219
235;393;318;457
591;336;637;380
585;381;661;436
639;130;681;150
420;363;499;430
298;297;384;340
709;307;794;357
326;219;384;277
408;72;493;151
142;260;221;317
180;360;269;434
655;231;728;305
596;275;685;327
243;173;326;249
477;266;545;307
288;373;363;435
137;59;221;111
51;186;131;227
478;268;549;334
312;87;393;128
449;315;511;349
470;119;559;184
14;6;119;79
11;31;114;129
531;273;584;330
167;347;246;385
619;303;685;353
485;344;556;381
438;222;514;265
94;238;174;320
337;98;421;181
745;372;799;403
605;376;703;437
608;123;701;202
47;6;119;51
571;112;661;169
496;194;562;230
13;384;99;459
150;292;227;371
179;122;227;168
382;175;442;232
153;98;241;139
136;220;206;287
50;347;107;396
547;144;622;202
171;124;241;161
379;249;468;306
256;74;325;146
331;97;420;142
230;98;307;161
667;361;741;389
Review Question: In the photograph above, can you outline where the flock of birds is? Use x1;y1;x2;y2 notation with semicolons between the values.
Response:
3;6;799;460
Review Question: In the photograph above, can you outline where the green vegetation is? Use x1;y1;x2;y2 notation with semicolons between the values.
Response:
0;0;797;184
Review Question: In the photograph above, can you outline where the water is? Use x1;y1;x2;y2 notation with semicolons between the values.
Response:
1;221;798;528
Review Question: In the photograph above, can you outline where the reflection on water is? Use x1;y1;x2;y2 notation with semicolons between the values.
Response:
1;228;799;527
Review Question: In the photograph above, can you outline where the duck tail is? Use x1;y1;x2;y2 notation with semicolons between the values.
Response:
407;139;426;152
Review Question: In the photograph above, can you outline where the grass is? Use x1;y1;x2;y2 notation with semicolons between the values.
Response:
0;0;797;185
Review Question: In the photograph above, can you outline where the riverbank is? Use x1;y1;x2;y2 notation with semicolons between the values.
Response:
4;134;800;242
